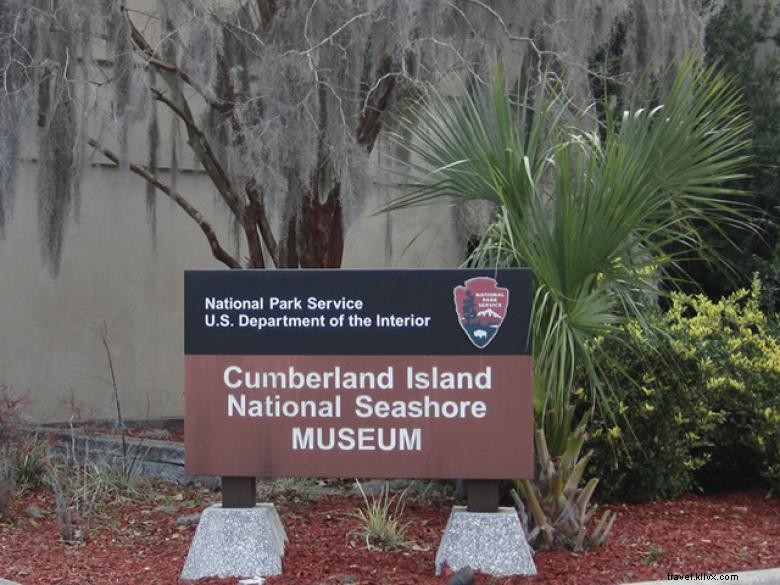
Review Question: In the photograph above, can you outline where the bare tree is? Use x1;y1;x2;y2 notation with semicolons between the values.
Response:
0;0;725;273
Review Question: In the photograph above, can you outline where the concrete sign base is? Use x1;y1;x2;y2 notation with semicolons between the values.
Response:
181;504;286;580
435;506;536;577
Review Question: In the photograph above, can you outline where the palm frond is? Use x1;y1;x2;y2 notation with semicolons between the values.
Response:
385;61;752;454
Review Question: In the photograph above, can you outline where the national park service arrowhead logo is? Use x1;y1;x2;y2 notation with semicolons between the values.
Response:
453;277;510;349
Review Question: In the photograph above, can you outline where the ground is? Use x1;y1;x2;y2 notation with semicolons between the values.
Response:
1;480;778;585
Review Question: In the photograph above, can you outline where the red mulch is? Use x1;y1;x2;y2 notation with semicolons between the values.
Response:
1;486;778;585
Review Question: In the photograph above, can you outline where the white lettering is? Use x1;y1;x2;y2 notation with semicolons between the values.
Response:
399;428;422;451
292;427;314;450
227;393;244;416
307;297;364;311
406;366;492;390
224;366;243;389
290;427;422;451
354;394;487;419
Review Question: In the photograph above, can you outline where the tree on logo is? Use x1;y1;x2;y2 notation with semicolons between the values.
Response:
462;291;477;325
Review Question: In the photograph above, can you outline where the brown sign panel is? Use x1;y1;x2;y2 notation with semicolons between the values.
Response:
185;355;533;479
184;269;534;479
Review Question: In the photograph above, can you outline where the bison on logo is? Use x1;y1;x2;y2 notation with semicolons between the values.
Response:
453;277;510;349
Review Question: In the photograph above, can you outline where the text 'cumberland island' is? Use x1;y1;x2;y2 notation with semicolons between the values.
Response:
224;364;493;453
223;365;492;391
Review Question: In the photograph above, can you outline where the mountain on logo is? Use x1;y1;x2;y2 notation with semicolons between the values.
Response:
476;308;502;321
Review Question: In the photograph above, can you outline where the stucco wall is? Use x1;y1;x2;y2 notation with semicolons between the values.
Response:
0;158;461;422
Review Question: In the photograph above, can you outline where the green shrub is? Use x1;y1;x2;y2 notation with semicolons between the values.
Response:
663;282;780;490
583;325;720;502
587;280;780;500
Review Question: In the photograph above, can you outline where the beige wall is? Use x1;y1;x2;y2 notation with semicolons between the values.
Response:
0;157;461;422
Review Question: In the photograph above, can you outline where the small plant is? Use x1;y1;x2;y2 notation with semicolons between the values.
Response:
99;450;151;502
513;412;616;552
0;386;27;521
641;543;666;565
352;480;410;551
0;447;16;522
16;433;50;492
46;431;104;542
86;320;150;492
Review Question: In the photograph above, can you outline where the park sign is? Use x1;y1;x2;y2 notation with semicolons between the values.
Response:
184;269;534;479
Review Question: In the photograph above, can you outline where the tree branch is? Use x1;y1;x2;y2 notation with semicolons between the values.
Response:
129;15;244;220
241;206;265;268
256;0;277;32
357;54;396;152
87;138;241;269
127;14;280;270
246;179;279;268
131;13;272;270
127;17;231;112
148;87;243;216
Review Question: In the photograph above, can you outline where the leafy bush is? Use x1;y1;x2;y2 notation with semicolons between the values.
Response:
665;282;780;490
587;280;780;500
583;329;719;502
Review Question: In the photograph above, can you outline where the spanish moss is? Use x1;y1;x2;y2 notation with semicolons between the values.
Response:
0;0;728;272
146;70;160;242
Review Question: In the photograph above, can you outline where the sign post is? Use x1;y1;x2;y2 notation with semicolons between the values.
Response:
181;269;536;579
221;476;256;508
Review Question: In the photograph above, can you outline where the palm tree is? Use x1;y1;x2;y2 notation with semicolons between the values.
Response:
385;61;750;548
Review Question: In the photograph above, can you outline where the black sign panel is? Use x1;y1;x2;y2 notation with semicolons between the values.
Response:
185;269;532;356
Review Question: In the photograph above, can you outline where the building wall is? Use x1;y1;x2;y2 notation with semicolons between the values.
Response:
0;157;461;422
